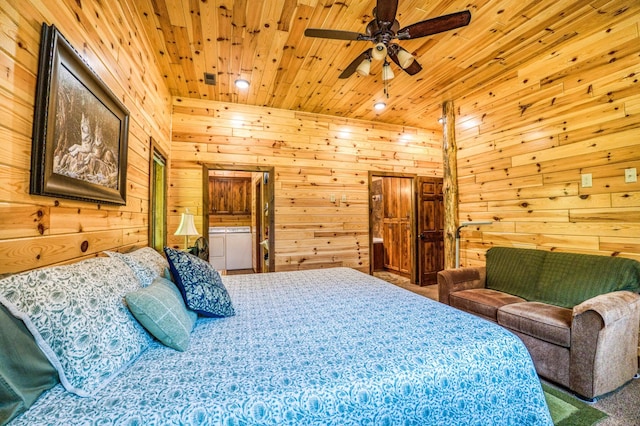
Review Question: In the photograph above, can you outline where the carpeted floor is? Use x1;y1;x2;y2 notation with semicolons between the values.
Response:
543;383;607;425
374;270;640;426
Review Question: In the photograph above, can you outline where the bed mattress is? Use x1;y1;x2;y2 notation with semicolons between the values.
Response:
11;267;552;425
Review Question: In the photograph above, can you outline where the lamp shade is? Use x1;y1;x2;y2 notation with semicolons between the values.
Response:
396;48;414;69
371;43;387;61
175;210;199;249
382;62;394;81
175;211;199;236
356;58;371;76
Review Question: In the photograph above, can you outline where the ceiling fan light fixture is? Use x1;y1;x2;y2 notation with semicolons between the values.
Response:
382;62;394;81
374;101;386;111
371;42;387;61
356;58;371;76
396;48;414;69
235;79;250;89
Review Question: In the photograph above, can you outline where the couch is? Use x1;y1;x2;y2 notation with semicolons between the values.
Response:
438;247;640;400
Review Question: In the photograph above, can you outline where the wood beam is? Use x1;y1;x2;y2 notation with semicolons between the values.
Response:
442;100;458;269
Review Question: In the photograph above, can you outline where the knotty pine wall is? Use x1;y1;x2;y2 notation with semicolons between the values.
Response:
455;12;640;266
0;0;171;274
170;98;442;272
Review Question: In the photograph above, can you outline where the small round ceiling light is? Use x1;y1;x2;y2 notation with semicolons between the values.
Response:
235;79;250;89
374;102;386;111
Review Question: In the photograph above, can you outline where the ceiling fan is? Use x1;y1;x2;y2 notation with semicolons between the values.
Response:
304;0;471;80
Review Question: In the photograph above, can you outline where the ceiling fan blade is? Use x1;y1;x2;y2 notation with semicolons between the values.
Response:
339;49;372;79
304;28;366;41
388;50;423;76
397;10;471;40
375;0;399;24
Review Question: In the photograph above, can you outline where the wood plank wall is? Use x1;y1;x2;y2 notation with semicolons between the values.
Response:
170;98;442;272
0;0;171;274
455;12;640;266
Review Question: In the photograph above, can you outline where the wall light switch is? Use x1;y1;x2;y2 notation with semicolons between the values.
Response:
625;168;637;183
341;194;347;202
581;173;592;188
330;193;336;203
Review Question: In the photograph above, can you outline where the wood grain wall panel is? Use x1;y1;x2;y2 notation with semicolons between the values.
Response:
455;12;640;266
170;98;441;271
0;0;171;274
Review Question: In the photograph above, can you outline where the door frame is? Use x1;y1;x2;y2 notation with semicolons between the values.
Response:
368;171;417;283
254;178;263;273
202;163;275;272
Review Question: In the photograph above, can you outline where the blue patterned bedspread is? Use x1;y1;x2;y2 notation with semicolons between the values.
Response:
12;268;552;425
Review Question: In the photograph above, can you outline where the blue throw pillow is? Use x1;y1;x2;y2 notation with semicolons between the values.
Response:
164;247;235;318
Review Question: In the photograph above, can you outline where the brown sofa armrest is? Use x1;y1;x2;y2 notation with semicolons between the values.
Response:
437;267;486;305
572;291;640;325
570;291;640;399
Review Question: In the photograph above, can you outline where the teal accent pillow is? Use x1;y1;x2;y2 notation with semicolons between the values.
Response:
0;304;58;425
486;247;546;300
535;253;640;308
164;247;235;318
0;257;153;397
126;277;198;351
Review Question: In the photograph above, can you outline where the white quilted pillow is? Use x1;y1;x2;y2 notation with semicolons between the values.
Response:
0;257;153;397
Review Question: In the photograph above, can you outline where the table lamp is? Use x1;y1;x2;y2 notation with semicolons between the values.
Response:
174;208;199;250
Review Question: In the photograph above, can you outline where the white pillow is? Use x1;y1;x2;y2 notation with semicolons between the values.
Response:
0;257;153;397
106;247;168;287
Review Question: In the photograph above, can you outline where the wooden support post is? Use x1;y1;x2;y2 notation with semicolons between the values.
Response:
442;101;458;270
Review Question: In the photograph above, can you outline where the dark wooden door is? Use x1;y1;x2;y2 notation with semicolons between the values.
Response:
418;177;444;285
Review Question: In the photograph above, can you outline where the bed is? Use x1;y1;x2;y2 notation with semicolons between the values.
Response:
1;249;552;425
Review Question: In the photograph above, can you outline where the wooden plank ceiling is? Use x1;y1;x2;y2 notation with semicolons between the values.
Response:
133;0;636;127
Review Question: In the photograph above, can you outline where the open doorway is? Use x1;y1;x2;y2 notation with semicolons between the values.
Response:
369;173;416;283
368;173;444;286
202;164;275;273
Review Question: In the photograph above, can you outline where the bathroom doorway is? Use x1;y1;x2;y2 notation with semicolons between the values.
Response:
369;173;416;283
368;173;444;285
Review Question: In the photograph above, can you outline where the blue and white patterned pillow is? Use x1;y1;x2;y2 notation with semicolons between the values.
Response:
0;257;153;397
106;247;168;287
164;247;235;317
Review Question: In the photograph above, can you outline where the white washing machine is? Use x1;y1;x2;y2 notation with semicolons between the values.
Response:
225;226;252;270
208;227;226;270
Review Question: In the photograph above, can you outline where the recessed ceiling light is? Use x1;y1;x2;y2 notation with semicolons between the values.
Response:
374;102;386;111
235;79;249;89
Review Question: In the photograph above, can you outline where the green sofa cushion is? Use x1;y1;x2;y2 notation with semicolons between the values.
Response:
534;252;640;308
486;247;546;301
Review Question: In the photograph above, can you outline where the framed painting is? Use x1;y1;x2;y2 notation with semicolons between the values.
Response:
30;23;129;205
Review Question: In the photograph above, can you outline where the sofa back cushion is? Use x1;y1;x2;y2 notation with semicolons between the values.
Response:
486;247;546;300
534;252;640;308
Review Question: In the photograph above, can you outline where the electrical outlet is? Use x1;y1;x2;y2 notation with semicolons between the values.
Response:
581;173;592;188
625;168;637;183
341;194;347;202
